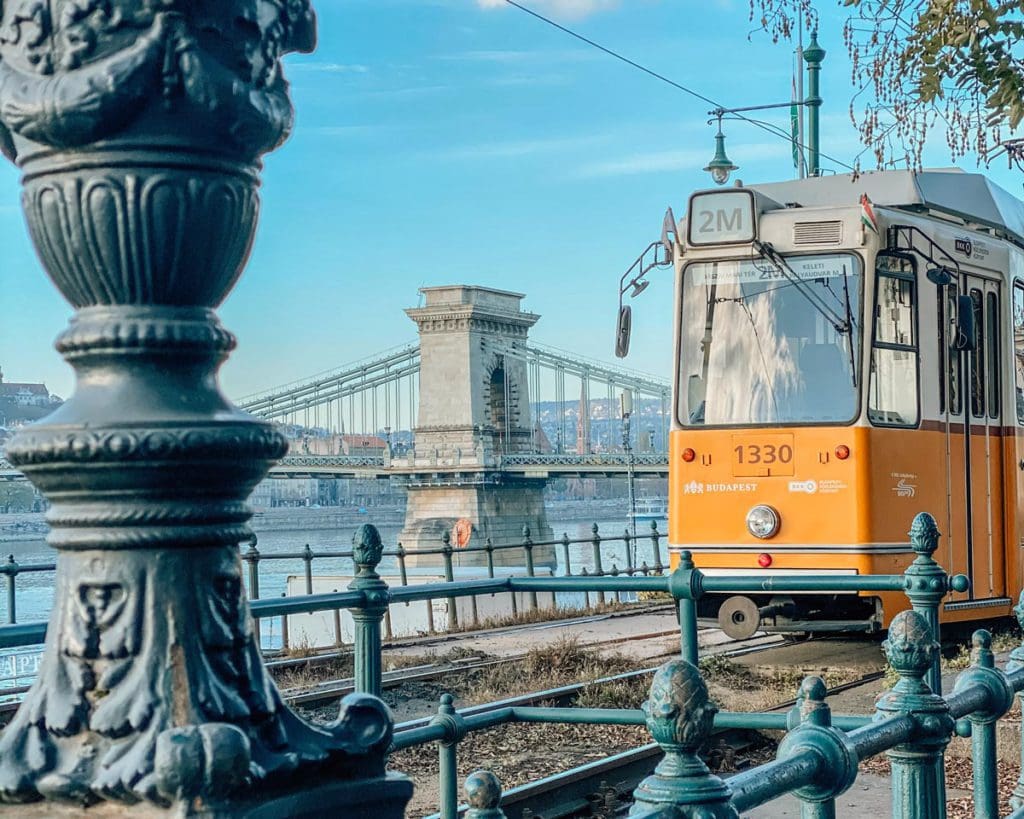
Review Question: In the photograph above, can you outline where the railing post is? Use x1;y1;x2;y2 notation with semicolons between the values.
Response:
874;610;954;819
777;677;858;819
441;531;459;631
465;770;506;819
485;537;496;583
348;524;390;697
610;564;622;604
668;551;701;667
1005;591;1024;809
623;528;634;575
631;659;737;817
431;694;468;819
303;543;314;595
561;532;572;576
242;535;261;600
952;630;1014;819
523;525;538;611
591;523;606;604
580;566;591;609
397;542;410;603
281;592;290;652
651;520;664;574
904;511;968;695
332;590;343;648
2;555;18;625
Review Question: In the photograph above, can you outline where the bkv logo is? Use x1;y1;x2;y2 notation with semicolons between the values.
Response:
788;480;817;494
955;238;973;256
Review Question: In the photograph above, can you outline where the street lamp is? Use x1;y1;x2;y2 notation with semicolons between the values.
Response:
620;390;637;548
704;114;739;186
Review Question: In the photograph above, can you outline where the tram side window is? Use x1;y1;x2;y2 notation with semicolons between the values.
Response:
869;256;919;426
970;288;985;418
1015;284;1024;423
939;288;962;415
987;291;1000;420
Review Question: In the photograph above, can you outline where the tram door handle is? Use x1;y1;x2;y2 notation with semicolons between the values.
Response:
1019;459;1024;471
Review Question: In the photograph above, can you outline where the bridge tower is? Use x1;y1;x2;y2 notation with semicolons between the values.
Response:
400;286;555;566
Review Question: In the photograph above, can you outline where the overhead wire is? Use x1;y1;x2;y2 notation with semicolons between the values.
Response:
500;0;858;173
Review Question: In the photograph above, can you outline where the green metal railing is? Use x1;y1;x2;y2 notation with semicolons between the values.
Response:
386;514;1024;819
0;519;666;629
444;609;1024;819
5;510;1016;819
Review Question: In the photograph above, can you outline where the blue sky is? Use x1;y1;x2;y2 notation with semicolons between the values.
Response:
2;0;1021;400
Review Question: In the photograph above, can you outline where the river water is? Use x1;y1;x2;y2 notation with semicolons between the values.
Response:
0;517;667;628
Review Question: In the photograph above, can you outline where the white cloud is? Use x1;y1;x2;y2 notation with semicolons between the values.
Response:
434;133;609;160
476;0;620;21
288;62;370;74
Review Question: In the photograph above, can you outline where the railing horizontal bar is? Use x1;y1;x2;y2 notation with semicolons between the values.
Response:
715;711;872;732
0;623;46;648
701;575;905;594
0;565;55;574
728;748;821;812
508;577;668;592
251;591;364;616
846;714;916;760
510;706;645;726
389;578;511;603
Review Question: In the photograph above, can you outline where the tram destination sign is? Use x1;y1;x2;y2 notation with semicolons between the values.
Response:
688;189;757;246
690;256;853;285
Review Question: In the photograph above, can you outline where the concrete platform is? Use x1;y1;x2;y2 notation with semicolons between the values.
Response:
739;773;972;817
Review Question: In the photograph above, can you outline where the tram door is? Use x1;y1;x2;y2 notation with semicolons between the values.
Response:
961;275;1006;603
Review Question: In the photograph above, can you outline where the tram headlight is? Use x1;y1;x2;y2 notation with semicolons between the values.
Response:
746;505;780;539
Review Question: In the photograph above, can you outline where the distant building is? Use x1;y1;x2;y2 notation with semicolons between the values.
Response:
0;367;62;426
289;433;387;457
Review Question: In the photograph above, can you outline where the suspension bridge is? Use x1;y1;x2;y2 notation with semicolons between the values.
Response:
2;285;670;556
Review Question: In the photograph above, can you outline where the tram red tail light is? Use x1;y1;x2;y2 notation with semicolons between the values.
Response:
835;444;850;460
682;447;696;462
757;553;773;568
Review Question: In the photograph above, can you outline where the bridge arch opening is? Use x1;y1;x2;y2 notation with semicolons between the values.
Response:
489;365;510;451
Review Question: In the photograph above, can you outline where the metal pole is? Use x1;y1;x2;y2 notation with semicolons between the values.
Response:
804;29;825;176
591;524;606;605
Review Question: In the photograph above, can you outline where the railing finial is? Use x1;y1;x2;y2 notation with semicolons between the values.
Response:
352;523;384;580
631;659;737;817
465;770;505;819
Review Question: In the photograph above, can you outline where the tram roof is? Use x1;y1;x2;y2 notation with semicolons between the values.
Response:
748;169;1024;249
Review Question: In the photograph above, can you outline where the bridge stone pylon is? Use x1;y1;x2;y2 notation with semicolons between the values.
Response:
401;286;555;567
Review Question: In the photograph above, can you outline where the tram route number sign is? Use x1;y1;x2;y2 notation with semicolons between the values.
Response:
688;190;757;246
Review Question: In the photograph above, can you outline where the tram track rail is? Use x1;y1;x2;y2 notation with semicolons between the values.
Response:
284;631;785;710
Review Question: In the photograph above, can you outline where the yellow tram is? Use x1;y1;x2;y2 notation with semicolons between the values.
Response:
627;169;1024;637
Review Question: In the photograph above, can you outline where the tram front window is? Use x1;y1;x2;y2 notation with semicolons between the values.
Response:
680;254;861;426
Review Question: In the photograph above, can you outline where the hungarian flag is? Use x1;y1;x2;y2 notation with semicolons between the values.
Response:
860;193;879;235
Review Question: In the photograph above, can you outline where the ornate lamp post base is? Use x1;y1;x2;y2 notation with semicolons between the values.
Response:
0;3;412;815
5;776;414;818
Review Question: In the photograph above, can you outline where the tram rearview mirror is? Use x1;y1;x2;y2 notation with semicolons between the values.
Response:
954;294;976;351
926;267;954;286
615;305;632;358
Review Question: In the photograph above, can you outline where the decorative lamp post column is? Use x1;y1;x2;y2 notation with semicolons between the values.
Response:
0;4;411;816
803;30;826;176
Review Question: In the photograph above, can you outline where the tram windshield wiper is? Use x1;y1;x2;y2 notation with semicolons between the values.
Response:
752;240;851;336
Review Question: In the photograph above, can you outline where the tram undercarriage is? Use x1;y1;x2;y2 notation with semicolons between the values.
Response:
698;594;884;640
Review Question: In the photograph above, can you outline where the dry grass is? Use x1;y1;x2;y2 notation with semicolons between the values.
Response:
444;600;644;635
461;635;641;705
